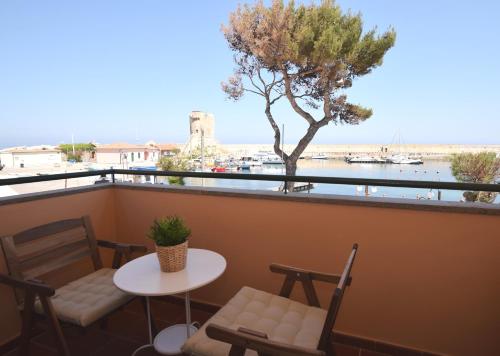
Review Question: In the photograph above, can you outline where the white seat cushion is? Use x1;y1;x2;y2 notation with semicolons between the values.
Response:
34;268;133;327
182;286;327;356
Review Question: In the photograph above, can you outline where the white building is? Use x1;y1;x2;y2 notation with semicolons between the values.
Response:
156;143;180;157
95;142;160;167
0;146;62;169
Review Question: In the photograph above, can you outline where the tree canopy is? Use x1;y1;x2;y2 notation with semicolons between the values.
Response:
157;156;190;185
222;0;395;179
59;143;96;152
59;143;96;162
451;152;499;203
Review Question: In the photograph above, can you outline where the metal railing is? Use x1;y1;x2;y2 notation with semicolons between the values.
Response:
0;169;499;195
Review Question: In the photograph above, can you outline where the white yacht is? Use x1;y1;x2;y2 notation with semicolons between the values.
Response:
346;155;387;164
385;130;424;165
311;153;328;160
388;154;423;165
240;156;263;167
262;155;284;165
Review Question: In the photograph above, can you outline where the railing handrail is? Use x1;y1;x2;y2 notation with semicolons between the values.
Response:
0;169;113;186
0;168;499;192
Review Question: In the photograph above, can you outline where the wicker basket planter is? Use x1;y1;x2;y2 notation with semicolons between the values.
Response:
155;241;188;272
148;216;190;273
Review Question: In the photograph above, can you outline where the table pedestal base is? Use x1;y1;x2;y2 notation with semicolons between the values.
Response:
154;324;198;355
131;343;154;356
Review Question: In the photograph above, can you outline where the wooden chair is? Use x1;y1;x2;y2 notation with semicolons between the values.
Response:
0;216;148;356
182;243;358;356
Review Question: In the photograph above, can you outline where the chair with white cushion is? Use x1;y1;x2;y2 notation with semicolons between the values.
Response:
182;244;358;356
0;216;148;356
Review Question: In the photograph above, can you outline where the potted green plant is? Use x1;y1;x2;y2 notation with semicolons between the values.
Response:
148;216;190;272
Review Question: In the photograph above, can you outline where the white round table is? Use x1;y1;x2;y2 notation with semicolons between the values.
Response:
113;248;226;355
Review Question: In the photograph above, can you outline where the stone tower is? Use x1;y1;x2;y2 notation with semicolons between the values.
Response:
187;111;217;151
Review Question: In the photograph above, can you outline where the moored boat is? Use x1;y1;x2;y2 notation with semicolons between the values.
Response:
238;164;251;170
262;155;284;165
240;156;263;167
388;154;423;165
311;153;328;160
346;156;387;164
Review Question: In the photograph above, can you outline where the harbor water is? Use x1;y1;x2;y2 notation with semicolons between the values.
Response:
180;159;496;202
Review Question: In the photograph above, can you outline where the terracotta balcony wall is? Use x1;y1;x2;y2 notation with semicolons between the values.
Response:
0;183;499;356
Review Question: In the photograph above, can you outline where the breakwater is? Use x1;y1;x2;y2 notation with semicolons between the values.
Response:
214;144;500;159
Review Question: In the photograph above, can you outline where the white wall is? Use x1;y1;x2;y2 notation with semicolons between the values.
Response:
0;153;13;168
95;151;122;165
0;152;62;168
95;150;159;166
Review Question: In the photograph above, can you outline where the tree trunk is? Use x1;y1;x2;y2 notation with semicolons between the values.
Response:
285;159;297;176
263;95;324;193
284;158;298;192
279;123;322;192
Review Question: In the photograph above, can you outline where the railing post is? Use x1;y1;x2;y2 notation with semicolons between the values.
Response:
111;170;115;184
284;179;288;194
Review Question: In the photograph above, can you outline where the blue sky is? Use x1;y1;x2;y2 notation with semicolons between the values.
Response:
0;0;499;148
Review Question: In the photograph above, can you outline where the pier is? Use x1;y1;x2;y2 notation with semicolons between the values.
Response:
271;182;315;193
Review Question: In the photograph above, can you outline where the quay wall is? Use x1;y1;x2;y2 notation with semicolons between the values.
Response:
215;144;500;158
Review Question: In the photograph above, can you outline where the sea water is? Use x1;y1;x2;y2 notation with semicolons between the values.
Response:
178;159;496;202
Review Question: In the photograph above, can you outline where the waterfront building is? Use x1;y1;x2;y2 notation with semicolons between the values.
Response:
0;145;62;169
157;143;180;157
95;142;160;167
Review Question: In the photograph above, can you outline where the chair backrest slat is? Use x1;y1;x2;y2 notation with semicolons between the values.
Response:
318;243;358;352
20;239;92;280
13;219;83;245
0;217;103;283
15;225;87;262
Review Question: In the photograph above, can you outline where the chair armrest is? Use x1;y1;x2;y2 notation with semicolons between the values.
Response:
237;327;268;339
0;273;55;297
97;240;147;268
270;263;351;285
205;324;326;356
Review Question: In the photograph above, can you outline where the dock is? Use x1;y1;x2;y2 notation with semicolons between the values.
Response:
271;182;315;193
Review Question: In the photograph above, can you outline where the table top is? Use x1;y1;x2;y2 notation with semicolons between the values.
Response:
113;248;226;296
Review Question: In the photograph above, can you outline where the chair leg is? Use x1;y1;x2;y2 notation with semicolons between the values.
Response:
99;317;108;330
18;292;35;356
326;337;336;356
39;296;71;356
78;326;87;336
228;345;246;356
140;297;157;336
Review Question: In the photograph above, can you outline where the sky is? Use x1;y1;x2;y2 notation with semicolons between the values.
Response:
0;0;499;148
